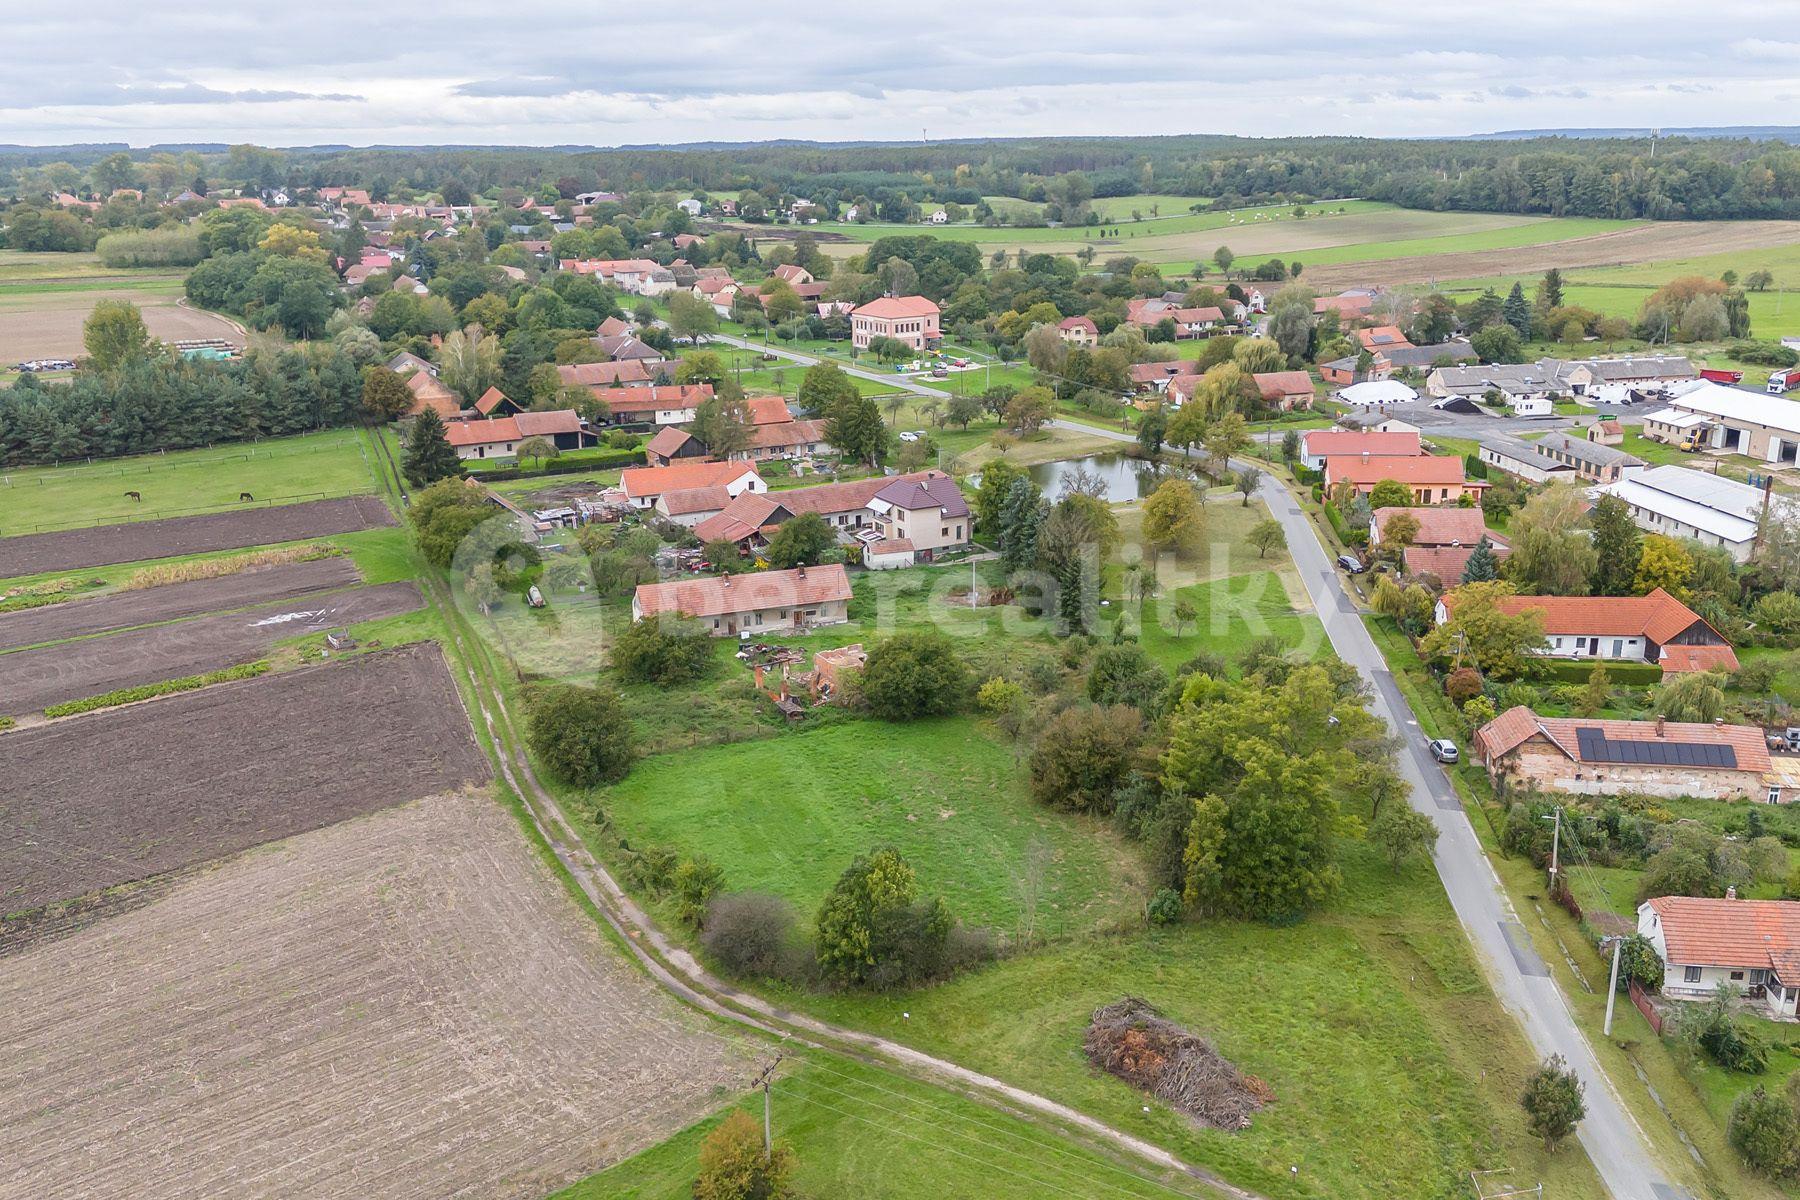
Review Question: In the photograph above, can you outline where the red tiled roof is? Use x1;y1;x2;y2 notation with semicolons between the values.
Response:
1324;454;1467;486
1303;430;1423;458
646;426;703;459
587;384;710;412
634;564;851;620
405;374;462;420
1252;370;1314;400
657;485;733;516
747;396;792;425
1659;644;1742;674
1129;361;1188;385
474;386;511;415
620;460;761;500
513;409;582;437
558;361;658;387
741;419;829;453
1404;545;1488;581
1646;896;1800;973
596;316;631;338
778;471;948;518
694;493;793;544
854;295;939;320
1375;506;1495;547
1444;587;1720;646
1059;316;1097;332
445;417;519;446
1357;325;1411;350
1474;706;1771;774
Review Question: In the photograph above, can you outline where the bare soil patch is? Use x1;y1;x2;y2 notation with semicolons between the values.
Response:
1300;218;1800;289
0;643;488;914
0;296;239;363
0;790;753;1199
0;580;422;714
0;555;358;649
0;494;394;578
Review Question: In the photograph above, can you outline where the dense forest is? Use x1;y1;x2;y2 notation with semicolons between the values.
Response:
8;133;1800;220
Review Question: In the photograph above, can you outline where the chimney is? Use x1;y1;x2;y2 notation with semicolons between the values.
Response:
796;565;806;578
1715;717;1726;727
1727;885;1738;901
1655;715;1666;737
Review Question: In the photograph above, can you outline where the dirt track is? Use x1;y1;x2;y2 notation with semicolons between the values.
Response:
0;790;752;1199
1299;218;1800;288
0;495;394;578
0;580;422;714
0;555;360;648
0;643;488;914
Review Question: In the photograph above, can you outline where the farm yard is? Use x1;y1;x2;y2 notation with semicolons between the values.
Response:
0;578;420;714
0;790;755;1200
0;427;379;534
0;492;394;576
0;643;487;916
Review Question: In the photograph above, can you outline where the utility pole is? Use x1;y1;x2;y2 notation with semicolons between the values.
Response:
1604;936;1623;1035
753;1054;784;1161
1542;806;1561;890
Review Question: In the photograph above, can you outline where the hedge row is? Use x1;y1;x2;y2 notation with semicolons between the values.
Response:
466;447;647;481
44;660;270;718
1536;659;1665;686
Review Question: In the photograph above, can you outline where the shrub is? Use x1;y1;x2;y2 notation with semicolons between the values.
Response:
525;683;633;786
860;629;971;720
1028;704;1144;814
1521;1054;1586;1152
1445;666;1484;705
610;614;713;683
694;1109;797;1200
814;847;953;989
1730;1087;1800;1178
671;855;724;929
701;891;801;979
1616;934;1664;992
1146;888;1184;925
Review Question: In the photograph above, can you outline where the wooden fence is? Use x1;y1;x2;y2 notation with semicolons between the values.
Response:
1629;980;1665;1035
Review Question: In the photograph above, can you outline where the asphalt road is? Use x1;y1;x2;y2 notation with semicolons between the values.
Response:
1055;417;1687;1200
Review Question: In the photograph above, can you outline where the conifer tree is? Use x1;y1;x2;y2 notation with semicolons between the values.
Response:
402;407;464;488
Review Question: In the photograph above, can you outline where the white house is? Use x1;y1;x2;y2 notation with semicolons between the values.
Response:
619;461;765;509
928;209;949;224
1638;895;1800;1018
676;198;703;217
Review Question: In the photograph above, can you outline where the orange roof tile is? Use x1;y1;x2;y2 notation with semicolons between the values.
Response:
854;295;939;320
634;564;851;619
1303;430;1423;458
444;417;519;446
1659;644;1742;674
1444;587;1720;645
1252;370;1315;400
1324;454;1468;486
1474;706;1771;774
620;460;762;500
1646;896;1800;973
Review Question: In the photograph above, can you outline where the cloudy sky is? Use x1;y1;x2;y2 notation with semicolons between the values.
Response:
6;1;1800;147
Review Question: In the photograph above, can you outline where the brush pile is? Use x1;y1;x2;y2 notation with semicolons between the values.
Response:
1083;997;1270;1130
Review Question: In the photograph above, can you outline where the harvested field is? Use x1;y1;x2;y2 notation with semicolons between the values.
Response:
0;494;394;578
1298;218;1800;290
0;790;753;1199
0;555;358;648
0;579;421;714
0;293;238;363
0;643;488;914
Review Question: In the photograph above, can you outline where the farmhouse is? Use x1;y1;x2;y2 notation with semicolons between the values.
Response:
583;384;710;428
511;408;591;452
557;360;660;389
620;461;764;508
747;396;793;425
1662;379;1800;464
1323;454;1482;504
862;474;972;567
1356;326;1412;353
695;470;955;550
1251;371;1316;411
593;333;666;364
1435;587;1739;675
1300;429;1423;471
692;493;794;547
1314;291;1377;319
1531;430;1644;483
1130;362;1191;393
653;486;734;526
632;564;852;636
1371;507;1509;582
1059;316;1099;347
1473;707;1773;801
445;416;522;459
1638;896;1800;1016
1593;465;1771;563
731;419;832;463
851;296;941;351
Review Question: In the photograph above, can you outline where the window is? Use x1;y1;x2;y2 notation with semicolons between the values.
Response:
1611;640;1623;657
1731;971;1745;981
1684;965;1702;983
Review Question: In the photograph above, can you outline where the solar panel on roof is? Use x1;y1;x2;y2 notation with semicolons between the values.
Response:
1575;727;1737;769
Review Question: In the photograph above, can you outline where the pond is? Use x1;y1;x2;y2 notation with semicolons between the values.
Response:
1026;453;1165;502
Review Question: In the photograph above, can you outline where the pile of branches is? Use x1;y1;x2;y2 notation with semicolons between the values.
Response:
1083;997;1270;1131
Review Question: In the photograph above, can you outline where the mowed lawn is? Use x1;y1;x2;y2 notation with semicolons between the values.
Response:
559;1054;1212;1200
0;428;378;532
596;717;1147;936
792;840;1607;1200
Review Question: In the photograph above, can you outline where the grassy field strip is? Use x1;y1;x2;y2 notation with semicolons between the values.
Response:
1173;216;1644;271
806;198;1396;246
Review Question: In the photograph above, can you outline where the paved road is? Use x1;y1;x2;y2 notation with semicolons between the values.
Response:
710;333;954;398
1054;417;1685;1199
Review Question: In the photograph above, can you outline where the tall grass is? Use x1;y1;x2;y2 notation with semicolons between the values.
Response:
94;227;205;268
122;544;340;590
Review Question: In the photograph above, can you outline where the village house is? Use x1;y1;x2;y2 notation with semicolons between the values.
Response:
851;295;942;351
556;360;664;391
403;371;462;421
730;419;833;463
696;471;955;551
511;408;591;452
1129;361;1190;394
1474;707;1774;802
747;396;792;425
693;275;740;318
653;485;734;526
1593;465;1771;563
692;492;795;549
620;461;764;509
632;564;852;637
1299;429;1423;472
1058;316;1099;347
1323;338;1475;386
1314;291;1377;320
1661;379;1800;465
1435;587;1739;675
1588;419;1624;446
1356;326;1413;353
1322;454;1483;504
1251;370;1316;411
593;332;666;365
1369;507;1509;582
1530;430;1644;483
770;264;814;287
445;416;522;460
1639;896;1800;1017
861;475;972;568
559;258;678;297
